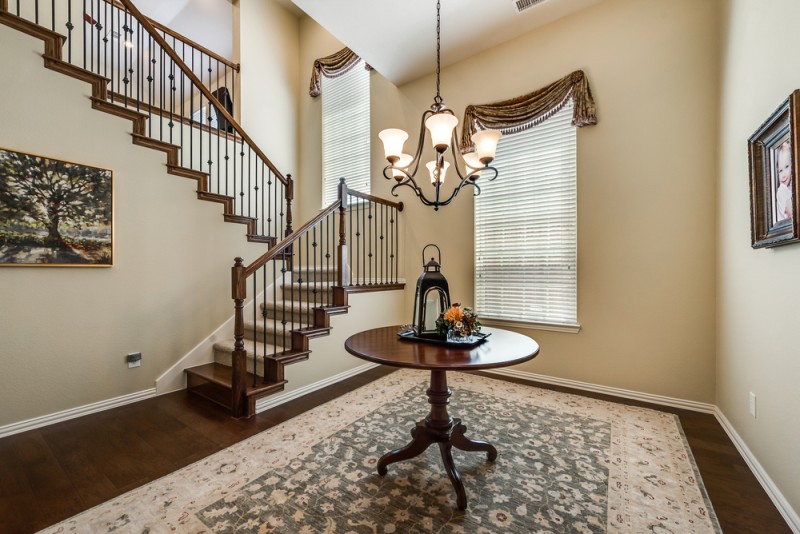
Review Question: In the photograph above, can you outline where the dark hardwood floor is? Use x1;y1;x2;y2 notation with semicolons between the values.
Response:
0;367;791;533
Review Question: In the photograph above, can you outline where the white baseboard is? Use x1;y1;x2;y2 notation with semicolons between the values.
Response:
255;362;379;413
0;388;157;439
714;408;800;533
484;368;717;413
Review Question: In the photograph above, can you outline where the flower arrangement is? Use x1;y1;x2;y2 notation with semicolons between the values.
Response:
435;303;481;339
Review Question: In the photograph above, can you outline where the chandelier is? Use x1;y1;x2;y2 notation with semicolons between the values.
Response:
378;0;501;211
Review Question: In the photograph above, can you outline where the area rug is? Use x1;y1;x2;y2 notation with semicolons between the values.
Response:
43;370;721;533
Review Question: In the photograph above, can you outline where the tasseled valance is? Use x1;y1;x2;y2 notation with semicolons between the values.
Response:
309;47;372;97
460;70;597;152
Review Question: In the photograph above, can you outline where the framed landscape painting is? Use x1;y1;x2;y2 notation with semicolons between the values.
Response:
748;90;800;248
0;147;113;266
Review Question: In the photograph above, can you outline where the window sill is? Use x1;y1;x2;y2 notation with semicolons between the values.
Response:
481;318;581;334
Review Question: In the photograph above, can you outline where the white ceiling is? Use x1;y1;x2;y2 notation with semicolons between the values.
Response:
134;0;234;61
289;0;603;85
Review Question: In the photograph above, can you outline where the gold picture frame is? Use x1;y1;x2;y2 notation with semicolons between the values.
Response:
0;147;113;266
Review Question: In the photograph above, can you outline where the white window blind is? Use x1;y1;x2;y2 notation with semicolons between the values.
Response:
322;62;370;206
475;101;577;327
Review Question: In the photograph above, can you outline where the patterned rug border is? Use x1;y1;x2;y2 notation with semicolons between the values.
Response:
42;369;722;533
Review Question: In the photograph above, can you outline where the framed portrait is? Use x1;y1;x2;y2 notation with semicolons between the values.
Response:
748;90;800;248
0;147;113;266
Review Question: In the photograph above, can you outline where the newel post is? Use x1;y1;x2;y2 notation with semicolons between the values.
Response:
285;174;294;237
334;178;349;306
231;257;248;418
337;178;349;286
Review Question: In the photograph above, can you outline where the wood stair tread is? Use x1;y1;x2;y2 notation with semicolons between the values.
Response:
185;362;286;397
214;337;287;355
247;234;276;245
0;11;66;53
90;97;148;121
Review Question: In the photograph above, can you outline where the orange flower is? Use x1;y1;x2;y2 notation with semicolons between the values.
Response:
443;305;463;323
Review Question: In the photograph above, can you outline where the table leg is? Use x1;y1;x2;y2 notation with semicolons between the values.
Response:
451;420;498;461
438;442;467;510
376;369;495;511
377;424;434;476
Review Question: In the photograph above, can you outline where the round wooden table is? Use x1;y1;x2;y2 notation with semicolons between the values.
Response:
344;325;540;510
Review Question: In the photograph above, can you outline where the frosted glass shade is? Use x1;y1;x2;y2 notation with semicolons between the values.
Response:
426;161;450;184
462;151;483;178
379;128;408;161
425;113;458;150
391;153;413;180
472;129;502;162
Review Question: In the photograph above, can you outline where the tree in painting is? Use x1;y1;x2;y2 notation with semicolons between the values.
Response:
0;150;112;265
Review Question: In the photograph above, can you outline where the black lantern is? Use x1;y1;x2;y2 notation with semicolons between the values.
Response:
412;244;451;339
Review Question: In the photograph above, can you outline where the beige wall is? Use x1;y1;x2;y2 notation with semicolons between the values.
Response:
388;0;720;402
237;0;299;176
717;0;800;515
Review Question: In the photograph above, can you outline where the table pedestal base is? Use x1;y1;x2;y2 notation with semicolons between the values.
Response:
376;370;497;510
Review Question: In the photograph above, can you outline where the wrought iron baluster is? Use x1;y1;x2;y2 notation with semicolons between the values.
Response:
207;56;213;180
216;59;221;195
247;146;251;218
390;205;395;283
66;0;73;62
147;35;154;137
239;142;245;216
113;3;118;102
82;0;86;69
252;275;257;387
281;255;287;349
137;22;142;111
159;47;165;140
307;228;312;326
261;265;267;383
272;259;277;359
311;226;318;314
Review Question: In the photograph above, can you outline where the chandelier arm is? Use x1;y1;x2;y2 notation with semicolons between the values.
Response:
482;165;499;182
435;176;481;207
388;172;444;207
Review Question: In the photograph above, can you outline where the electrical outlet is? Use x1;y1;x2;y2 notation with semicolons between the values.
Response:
749;392;757;418
127;352;142;369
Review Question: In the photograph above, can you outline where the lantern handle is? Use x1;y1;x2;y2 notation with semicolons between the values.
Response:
422;243;442;266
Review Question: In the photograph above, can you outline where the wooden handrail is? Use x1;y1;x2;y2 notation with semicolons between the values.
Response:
116;0;288;186
103;0;239;70
348;189;404;210
243;200;341;278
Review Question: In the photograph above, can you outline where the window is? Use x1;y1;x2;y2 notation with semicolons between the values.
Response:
474;101;578;329
321;62;370;206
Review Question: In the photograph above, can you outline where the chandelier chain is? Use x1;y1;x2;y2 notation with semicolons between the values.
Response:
434;0;442;106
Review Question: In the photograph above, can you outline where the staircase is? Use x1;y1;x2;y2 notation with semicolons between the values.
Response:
186;183;404;417
1;0;406;418
0;0;291;246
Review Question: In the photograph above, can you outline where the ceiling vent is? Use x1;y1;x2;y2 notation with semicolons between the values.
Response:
514;0;549;13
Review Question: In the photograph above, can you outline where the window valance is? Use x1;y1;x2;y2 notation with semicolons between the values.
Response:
460;70;597;151
309;47;372;97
